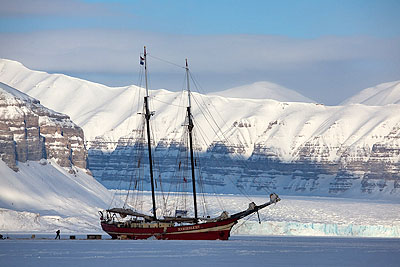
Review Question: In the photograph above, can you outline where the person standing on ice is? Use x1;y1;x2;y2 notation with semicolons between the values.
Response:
55;230;60;239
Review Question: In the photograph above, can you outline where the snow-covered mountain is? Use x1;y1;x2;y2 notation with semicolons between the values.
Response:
0;59;139;141
341;80;400;105
210;81;314;102
0;81;119;232
1;58;400;198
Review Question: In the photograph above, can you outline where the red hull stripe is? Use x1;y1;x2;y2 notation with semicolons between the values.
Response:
101;218;238;240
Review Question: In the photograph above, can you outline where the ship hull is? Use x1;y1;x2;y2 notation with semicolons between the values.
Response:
101;218;238;240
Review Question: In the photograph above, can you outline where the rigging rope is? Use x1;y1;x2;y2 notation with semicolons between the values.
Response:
232;213;257;233
190;96;253;201
105;51;275;219
147;54;186;69
188;70;274;197
151;96;186;108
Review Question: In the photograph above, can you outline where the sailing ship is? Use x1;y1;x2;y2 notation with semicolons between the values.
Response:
99;47;280;240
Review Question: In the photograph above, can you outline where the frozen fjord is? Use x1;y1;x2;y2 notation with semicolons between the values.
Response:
0;236;399;267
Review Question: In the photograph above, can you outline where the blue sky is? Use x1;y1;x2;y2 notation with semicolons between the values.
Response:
107;0;400;37
0;0;399;104
2;0;399;37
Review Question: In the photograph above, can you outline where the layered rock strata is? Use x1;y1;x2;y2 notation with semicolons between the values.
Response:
0;82;86;171
88;118;400;197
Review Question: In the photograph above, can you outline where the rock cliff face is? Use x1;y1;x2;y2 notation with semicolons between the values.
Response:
87;125;400;198
0;82;86;171
87;105;400;198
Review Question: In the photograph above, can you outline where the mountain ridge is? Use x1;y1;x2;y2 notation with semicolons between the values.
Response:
341;80;400;106
1;58;399;198
209;81;314;102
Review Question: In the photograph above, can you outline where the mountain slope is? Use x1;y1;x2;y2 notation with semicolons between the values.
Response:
0;159;116;232
0;59;141;141
341;80;400;105
210;81;314;102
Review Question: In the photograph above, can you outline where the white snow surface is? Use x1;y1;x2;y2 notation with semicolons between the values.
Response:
209;81;314;102
0;81;38;104
342;80;400;106
0;82;77;130
0;160;118;233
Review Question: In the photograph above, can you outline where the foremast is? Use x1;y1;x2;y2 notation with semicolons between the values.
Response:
143;46;157;221
185;59;198;221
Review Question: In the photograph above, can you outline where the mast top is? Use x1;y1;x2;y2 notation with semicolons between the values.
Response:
185;58;192;108
143;46;149;97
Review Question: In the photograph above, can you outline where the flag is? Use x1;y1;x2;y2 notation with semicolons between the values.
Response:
183;177;187;183
140;56;145;65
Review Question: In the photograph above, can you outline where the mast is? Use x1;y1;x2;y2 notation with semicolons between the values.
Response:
185;59;198;221
143;46;157;221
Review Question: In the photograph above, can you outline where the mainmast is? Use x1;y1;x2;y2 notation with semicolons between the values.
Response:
185;59;198;221
143;46;157;221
